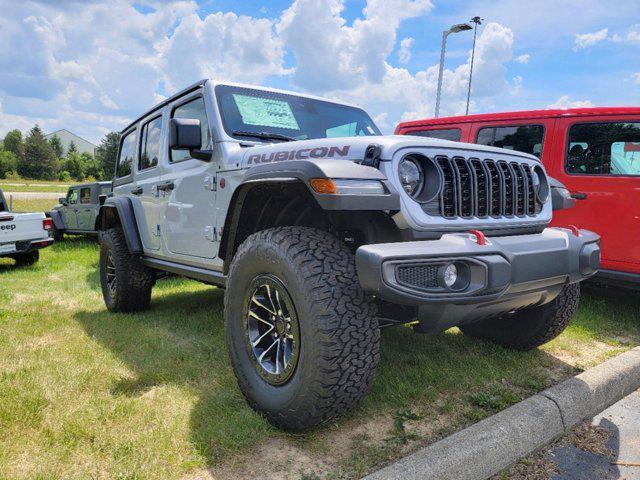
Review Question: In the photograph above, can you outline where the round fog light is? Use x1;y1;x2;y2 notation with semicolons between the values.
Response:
443;263;458;288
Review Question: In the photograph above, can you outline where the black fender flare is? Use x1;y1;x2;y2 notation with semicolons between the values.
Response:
218;158;400;264
48;210;65;230
96;196;143;254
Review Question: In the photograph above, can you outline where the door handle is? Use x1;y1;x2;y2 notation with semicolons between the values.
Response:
157;181;175;192
131;187;143;196
570;191;587;200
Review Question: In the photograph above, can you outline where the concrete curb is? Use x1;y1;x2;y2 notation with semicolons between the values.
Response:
364;346;640;480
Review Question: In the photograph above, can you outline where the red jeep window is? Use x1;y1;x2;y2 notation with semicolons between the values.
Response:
406;128;461;141
476;125;544;158
566;122;640;175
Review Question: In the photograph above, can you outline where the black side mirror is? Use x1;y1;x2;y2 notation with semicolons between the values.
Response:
169;118;212;162
59;197;67;205
98;194;107;206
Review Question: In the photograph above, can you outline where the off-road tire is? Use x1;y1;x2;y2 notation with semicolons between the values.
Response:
225;226;380;431
460;283;580;350
12;250;39;267
99;227;155;312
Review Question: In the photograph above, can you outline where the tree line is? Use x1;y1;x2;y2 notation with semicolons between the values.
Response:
0;125;120;182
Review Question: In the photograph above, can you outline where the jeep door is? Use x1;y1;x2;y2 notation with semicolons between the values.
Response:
550;116;640;275
76;186;95;230
133;114;164;251
62;188;79;229
159;92;217;259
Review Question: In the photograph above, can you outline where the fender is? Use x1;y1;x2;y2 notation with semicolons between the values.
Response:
242;158;400;211
96;196;143;254
48;210;65;230
218;159;400;265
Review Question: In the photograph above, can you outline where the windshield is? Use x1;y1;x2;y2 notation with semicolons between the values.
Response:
215;85;381;142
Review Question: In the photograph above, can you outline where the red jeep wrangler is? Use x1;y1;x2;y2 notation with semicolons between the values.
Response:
396;107;640;287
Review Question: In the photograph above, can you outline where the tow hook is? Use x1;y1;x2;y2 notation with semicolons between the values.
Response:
468;229;487;246
566;225;580;236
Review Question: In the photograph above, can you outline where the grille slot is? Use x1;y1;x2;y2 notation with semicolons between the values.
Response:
396;264;439;290
434;155;539;220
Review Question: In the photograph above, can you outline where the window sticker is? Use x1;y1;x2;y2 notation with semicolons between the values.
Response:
233;94;299;130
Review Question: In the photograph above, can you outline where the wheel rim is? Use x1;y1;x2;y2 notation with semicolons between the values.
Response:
105;251;117;297
243;274;300;386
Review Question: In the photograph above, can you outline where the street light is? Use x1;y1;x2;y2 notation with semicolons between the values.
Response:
465;16;483;115
434;22;472;118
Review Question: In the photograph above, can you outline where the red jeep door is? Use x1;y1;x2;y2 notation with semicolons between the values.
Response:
550;117;640;274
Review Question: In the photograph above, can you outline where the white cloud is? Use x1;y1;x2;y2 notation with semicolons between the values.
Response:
547;95;594;109
611;24;640;45
633;73;640;85
398;37;414;64
573;28;608;50
515;54;530;64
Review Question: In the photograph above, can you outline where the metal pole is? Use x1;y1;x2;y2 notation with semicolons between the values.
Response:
465;17;482;115
434;30;449;118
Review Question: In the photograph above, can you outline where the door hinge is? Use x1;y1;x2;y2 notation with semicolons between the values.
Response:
204;225;220;242
204;175;217;191
153;224;161;236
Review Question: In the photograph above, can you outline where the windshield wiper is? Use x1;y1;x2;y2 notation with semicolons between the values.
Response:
232;130;296;142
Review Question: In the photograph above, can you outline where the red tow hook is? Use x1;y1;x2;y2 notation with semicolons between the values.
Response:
566;225;580;236
468;229;487;246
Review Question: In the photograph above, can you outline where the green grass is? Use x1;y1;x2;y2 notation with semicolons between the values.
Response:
0;180;70;193
0;239;638;479
4;197;59;213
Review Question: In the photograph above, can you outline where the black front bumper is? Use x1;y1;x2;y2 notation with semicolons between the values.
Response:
356;228;600;330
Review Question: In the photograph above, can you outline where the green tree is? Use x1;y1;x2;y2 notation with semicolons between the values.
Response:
3;129;24;160
21;125;58;180
65;151;84;181
67;141;78;156
96;131;120;179
0;150;18;179
49;134;64;159
80;152;103;180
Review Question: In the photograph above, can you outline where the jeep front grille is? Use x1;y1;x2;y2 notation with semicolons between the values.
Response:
433;155;539;219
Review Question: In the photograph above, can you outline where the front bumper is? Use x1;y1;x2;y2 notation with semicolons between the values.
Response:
356;228;600;330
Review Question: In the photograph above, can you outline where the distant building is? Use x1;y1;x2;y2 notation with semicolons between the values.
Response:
45;129;96;156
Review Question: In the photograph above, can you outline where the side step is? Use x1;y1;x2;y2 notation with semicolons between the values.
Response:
141;257;226;287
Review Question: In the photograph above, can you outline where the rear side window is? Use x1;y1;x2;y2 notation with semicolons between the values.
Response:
476;125;544;158
406;128;461;141
116;130;136;178
566;122;640;175
139;116;162;171
80;188;91;204
171;97;210;163
67;189;78;205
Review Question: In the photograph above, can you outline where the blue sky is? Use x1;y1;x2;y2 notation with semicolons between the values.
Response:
0;0;638;143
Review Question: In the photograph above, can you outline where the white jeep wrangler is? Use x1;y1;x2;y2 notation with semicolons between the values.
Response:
97;80;600;431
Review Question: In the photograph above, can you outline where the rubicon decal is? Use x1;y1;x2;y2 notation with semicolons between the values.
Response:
248;145;350;164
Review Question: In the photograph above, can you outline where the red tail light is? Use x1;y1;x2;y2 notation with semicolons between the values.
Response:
43;218;53;231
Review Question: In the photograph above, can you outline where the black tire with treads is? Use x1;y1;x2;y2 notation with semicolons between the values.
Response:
460;283;580;351
99;227;155;312
225;226;380;431
12;250;39;266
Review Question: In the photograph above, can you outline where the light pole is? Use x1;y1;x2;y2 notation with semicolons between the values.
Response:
434;22;472;118
465;16;483;115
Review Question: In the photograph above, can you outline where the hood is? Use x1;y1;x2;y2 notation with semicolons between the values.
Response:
236;135;540;169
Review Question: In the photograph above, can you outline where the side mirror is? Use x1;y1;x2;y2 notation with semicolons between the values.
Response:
98;194;107;206
59;197;67;205
549;177;576;211
169;118;212;162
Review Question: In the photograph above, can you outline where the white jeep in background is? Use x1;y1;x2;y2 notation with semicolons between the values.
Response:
0;189;54;266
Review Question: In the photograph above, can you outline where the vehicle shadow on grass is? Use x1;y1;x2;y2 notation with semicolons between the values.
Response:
72;280;591;468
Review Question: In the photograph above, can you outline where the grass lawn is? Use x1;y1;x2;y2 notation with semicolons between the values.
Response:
4;197;60;213
0;180;70;193
0;239;638;479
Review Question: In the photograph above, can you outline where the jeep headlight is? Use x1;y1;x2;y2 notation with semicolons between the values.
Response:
398;157;424;197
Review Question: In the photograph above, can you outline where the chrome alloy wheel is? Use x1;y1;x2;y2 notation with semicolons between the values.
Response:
105;251;117;297
243;274;300;385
